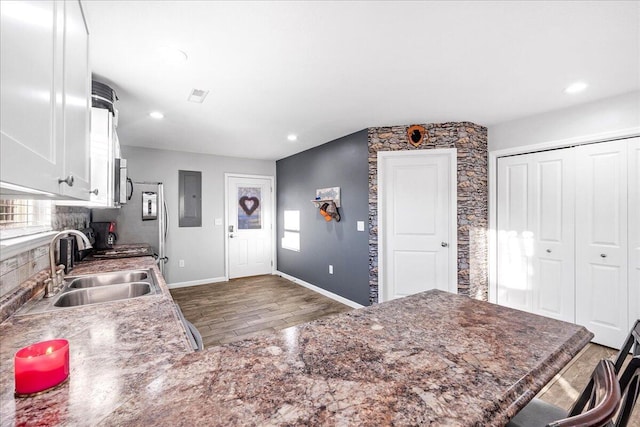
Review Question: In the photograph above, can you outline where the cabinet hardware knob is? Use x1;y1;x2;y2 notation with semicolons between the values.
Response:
229;235;234;239
89;188;99;195
441;242;448;247
546;249;552;253
58;175;74;187
600;253;607;258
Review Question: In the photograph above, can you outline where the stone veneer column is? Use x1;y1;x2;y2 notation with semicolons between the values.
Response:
368;122;488;303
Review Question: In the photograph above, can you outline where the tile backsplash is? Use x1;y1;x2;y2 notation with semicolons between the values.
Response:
0;205;91;299
0;245;49;298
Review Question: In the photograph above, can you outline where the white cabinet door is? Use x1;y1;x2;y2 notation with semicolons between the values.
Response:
628;138;640;328
0;1;63;194
576;140;629;348
59;0;90;199
89;108;115;205
497;150;574;322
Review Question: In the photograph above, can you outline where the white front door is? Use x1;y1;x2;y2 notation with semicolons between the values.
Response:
576;140;629;348
378;150;457;302
226;175;274;279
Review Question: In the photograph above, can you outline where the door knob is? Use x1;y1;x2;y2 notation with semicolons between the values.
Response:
89;188;99;195
441;242;448;247
58;175;74;187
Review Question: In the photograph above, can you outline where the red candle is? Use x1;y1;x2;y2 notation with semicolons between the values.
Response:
14;339;69;396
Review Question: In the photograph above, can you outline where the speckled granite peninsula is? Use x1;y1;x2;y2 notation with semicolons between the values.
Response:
1;257;592;426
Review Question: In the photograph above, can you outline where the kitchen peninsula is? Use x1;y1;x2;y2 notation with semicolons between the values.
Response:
0;262;592;425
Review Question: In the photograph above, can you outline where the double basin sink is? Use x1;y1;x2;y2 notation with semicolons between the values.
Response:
17;269;160;315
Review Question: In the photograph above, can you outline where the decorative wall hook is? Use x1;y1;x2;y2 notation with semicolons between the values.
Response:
407;125;427;147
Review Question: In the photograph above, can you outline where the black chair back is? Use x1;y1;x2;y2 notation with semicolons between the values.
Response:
614;320;640;374
615;355;640;427
548;359;621;427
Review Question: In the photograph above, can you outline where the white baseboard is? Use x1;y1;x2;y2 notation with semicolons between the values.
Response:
167;276;227;289
274;271;364;309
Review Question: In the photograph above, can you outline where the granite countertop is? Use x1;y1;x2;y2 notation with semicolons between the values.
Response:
0;257;193;426
100;290;592;426
1;267;592;426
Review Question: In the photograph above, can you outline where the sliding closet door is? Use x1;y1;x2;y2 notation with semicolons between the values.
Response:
575;140;628;349
628;138;640;327
497;149;574;321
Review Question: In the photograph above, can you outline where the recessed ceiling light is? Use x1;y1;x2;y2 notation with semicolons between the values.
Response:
564;81;588;94
156;46;188;63
287;134;298;141
149;111;164;119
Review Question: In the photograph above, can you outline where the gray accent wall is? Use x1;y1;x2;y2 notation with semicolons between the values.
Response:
276;129;370;306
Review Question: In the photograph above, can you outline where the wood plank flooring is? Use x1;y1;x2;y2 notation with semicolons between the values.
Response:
170;274;352;348
172;279;638;422
539;342;639;424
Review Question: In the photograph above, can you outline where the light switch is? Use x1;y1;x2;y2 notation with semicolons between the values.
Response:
214;218;222;226
357;221;365;232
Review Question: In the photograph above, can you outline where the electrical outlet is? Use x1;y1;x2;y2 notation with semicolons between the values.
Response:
329;265;333;274
179;260;185;268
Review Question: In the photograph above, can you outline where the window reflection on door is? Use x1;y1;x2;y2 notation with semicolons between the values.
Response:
238;187;261;229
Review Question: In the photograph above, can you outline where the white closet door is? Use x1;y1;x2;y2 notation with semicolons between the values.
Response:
628;138;640;327
531;150;575;322
497;156;532;311
576;140;628;348
497;150;574;321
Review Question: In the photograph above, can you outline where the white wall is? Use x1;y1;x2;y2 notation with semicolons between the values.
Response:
488;91;640;152
94;146;275;285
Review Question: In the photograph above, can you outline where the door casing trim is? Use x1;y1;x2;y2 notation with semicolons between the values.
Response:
377;148;458;302
224;173;276;281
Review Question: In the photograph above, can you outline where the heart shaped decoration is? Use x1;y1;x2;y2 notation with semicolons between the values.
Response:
239;196;260;216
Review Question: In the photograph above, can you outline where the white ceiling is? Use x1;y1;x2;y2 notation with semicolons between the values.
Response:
83;1;640;160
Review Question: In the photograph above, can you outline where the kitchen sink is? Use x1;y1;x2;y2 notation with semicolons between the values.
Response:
15;269;160;315
66;270;148;288
54;282;153;307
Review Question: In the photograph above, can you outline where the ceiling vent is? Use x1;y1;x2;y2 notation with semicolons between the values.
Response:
187;89;209;103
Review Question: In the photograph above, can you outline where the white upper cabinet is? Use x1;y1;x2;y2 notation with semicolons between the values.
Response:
89;107;116;206
60;0;91;199
0;1;90;200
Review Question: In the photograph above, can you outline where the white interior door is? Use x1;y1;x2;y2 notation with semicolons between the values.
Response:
226;175;273;279
497;156;532;311
497;149;575;322
531;151;575;322
627;138;640;329
379;150;456;302
576;140;628;348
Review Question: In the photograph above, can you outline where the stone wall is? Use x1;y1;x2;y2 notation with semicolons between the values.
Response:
368;122;488;303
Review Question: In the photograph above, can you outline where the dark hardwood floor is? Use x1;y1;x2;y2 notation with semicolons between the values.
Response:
170;274;353;348
172;278;637;422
